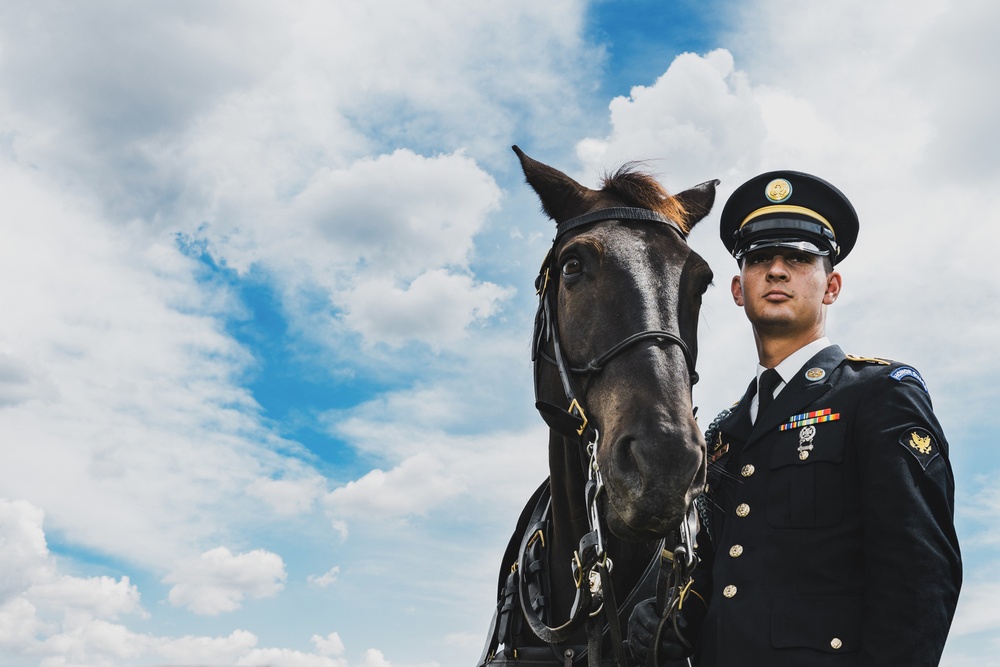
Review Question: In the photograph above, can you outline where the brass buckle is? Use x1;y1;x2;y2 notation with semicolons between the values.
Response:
536;267;550;297
526;528;545;550
568;399;588;436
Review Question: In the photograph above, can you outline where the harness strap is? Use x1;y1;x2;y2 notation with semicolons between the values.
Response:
479;480;552;666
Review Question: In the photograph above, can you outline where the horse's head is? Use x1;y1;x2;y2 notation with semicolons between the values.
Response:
516;146;717;541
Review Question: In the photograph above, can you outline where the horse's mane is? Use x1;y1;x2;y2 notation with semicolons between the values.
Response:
600;163;690;233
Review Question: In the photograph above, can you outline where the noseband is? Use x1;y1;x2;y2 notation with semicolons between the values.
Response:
532;207;699;442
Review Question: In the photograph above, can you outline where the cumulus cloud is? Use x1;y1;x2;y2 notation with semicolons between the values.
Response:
0;500;51;603
307;567;341;589
325;453;459;521
577;49;765;184
0;157;312;569
165;547;287;615
312;632;346;656
0;499;145;661
341;269;513;348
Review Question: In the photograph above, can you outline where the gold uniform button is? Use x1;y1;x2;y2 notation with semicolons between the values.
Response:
741;464;755;477
831;638;843;650
729;544;744;558
736;503;750;517
723;585;737;598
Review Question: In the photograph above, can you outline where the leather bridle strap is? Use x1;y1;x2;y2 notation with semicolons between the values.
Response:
538;330;699;384
554;206;684;243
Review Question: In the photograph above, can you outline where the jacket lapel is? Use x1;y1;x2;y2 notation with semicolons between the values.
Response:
744;345;845;451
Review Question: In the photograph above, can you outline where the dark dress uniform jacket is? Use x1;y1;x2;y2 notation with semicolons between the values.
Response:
695;345;961;666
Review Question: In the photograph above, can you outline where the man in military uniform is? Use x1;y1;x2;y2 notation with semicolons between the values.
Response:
628;171;962;665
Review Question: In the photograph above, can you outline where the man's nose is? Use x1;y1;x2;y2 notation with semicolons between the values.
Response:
767;257;790;278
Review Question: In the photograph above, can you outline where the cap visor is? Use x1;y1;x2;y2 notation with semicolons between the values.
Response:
736;239;830;259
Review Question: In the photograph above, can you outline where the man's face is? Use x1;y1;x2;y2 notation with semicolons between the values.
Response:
731;247;841;336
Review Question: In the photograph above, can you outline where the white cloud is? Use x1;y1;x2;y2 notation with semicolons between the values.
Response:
246;476;327;516
0;157;317;569
358;648;393;667
236;647;348;667
0;499;146;661
165;547;286;615
0;500;52;603
577;49;765;186
342;270;513;348
307;567;341;589
29;575;144;622
325;454;459;521
150;629;261;666
312;632;346;656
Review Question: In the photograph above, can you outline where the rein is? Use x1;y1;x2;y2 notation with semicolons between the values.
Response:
521;206;701;667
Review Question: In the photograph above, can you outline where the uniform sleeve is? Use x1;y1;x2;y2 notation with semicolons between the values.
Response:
855;370;962;666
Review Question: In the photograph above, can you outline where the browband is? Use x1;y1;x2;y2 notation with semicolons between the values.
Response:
555;207;683;243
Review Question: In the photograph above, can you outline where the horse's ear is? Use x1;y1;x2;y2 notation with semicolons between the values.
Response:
674;179;720;230
513;145;595;222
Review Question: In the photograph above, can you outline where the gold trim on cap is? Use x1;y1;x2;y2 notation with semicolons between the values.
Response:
740;205;836;237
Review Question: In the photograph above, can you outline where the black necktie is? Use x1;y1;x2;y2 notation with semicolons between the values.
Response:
757;368;782;418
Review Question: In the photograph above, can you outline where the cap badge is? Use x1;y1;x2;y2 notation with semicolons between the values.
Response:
805;367;825;381
765;178;793;203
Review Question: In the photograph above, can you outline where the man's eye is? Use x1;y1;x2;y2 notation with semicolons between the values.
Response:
562;257;582;275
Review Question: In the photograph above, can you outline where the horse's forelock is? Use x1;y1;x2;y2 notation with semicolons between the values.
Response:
600;163;690;233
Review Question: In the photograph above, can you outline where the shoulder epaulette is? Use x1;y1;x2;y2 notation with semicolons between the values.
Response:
845;353;891;365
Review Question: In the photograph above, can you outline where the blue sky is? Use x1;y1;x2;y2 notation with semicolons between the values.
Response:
1;1;998;666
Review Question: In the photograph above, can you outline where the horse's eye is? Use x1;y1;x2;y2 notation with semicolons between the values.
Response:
561;257;582;276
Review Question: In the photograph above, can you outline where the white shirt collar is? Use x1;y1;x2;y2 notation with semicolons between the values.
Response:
757;336;833;389
751;337;832;422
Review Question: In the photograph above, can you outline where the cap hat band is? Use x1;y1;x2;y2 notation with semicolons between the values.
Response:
740;204;835;238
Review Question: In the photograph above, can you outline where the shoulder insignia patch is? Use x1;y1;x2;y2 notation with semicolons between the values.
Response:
846;354;891;365
890;366;929;393
899;427;939;470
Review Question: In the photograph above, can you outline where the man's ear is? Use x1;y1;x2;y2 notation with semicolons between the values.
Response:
731;275;745;307
823;271;842;305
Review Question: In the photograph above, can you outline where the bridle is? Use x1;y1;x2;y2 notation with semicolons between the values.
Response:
524;206;702;667
531;206;699;442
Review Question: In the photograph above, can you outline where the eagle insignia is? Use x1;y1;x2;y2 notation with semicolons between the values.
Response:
909;431;932;455
765;178;792;203
898;427;939;470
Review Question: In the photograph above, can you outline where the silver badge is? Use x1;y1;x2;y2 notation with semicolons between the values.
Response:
798;425;816;460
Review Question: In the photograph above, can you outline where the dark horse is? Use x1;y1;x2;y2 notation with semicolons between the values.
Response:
478;148;717;667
